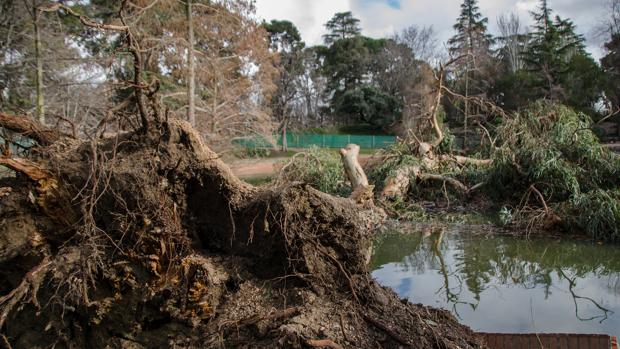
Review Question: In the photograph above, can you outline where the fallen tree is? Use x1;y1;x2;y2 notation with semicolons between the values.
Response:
365;100;620;241
376;55;494;203
0;5;481;347
0;111;483;348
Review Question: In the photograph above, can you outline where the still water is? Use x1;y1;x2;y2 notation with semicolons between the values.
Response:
370;223;620;338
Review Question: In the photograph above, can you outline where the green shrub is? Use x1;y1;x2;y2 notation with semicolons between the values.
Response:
485;101;620;240
232;146;271;159
279;146;351;197
565;189;620;242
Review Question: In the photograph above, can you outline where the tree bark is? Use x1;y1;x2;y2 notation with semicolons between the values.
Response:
33;4;45;124
186;0;196;127
339;144;368;190
380;165;420;200
281;119;288;152
0;112;62;146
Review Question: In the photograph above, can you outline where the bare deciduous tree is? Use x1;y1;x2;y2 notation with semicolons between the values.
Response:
393;25;438;64
497;12;527;73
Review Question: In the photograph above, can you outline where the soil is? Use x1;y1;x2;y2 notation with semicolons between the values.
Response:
230;157;287;178
229;155;373;179
0;118;484;348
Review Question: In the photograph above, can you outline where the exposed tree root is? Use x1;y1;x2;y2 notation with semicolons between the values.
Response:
0;156;50;181
0;115;482;348
0;113;63;146
307;338;344;349
0;256;51;328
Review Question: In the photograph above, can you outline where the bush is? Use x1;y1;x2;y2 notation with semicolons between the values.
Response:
279;146;351;197
565;189;620;242
485;101;620;240
232;146;271;159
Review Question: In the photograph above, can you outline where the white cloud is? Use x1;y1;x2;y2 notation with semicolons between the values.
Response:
254;0;351;46
254;0;609;59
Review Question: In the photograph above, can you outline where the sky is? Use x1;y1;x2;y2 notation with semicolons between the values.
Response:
254;0;611;59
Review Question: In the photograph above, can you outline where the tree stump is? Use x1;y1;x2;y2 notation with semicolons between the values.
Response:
340;144;373;206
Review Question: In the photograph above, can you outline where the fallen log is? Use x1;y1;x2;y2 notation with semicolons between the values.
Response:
440;155;492;167
381;165;421;200
380;164;470;201
0;113;62;146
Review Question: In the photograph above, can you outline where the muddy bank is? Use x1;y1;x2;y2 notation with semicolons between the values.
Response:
0;117;482;348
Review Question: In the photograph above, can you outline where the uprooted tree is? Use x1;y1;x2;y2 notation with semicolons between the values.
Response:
368;97;620;240
0;101;485;349
0;5;484;349
376;54;496;202
281;53;620;242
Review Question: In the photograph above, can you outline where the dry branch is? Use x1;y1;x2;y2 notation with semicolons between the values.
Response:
306;339;344;349
0;113;62;146
0;156;51;181
39;4;129;32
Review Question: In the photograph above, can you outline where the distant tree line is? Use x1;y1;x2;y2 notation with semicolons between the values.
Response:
1;0;619;147
266;0;619;136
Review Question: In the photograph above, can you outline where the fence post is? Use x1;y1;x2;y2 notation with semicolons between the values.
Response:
372;135;375;149
347;135;351;145
322;134;325;147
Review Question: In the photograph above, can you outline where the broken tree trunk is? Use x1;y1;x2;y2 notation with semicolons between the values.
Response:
340;143;375;205
379;156;480;201
380;165;421;200
339;144;368;189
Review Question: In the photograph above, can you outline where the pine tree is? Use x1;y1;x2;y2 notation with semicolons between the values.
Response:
448;0;493;60
602;33;620;134
323;12;361;45
264;20;305;150
524;0;585;100
447;0;494;148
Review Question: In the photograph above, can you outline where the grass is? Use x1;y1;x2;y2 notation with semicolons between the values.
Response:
278;146;351;197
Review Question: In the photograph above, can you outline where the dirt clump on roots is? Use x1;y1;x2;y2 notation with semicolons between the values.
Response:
0;117;482;348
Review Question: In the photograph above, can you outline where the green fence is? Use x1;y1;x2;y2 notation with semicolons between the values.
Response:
233;134;396;149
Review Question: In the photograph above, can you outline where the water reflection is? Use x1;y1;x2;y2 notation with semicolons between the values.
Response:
370;224;620;337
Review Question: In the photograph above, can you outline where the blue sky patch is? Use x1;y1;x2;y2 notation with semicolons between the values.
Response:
361;0;401;10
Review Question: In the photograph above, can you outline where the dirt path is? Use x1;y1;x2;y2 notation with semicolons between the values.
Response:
229;155;374;179
229;157;287;178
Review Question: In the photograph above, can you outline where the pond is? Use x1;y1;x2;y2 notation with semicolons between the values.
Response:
370;223;620;338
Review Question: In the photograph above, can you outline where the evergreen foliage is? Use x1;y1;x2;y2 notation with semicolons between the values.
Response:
523;0;586;100
336;86;402;128
486;102;620;240
323;12;362;45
